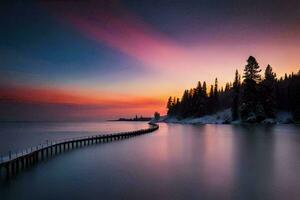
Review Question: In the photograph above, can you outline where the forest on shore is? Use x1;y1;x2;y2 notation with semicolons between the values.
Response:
166;56;300;123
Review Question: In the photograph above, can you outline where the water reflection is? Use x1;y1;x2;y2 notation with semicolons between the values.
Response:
0;121;149;155
0;123;300;200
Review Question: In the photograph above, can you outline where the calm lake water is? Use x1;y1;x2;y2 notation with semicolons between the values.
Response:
0;121;149;155
1;122;300;200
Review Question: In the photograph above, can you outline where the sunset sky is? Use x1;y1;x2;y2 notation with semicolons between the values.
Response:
1;0;300;121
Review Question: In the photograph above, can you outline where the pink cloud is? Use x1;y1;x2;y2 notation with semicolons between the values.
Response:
44;1;195;71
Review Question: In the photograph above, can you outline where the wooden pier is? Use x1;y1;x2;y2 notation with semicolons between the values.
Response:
0;123;159;179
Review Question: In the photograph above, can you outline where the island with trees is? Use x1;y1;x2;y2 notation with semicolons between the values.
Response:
113;115;152;122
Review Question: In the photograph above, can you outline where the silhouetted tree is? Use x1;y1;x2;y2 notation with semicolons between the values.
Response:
193;81;208;116
261;65;277;118
232;70;241;120
179;90;190;118
166;96;173;115
194;82;202;116
154;112;160;120
203;81;207;96
240;56;264;122
213;78;219;112
200;81;208;115
206;85;215;114
225;83;230;92
293;71;300;121
165;56;300;123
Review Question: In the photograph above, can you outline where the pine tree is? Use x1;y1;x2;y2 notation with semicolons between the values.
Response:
193;81;209;117
261;65;277;118
209;85;214;97
293;73;300;122
202;81;207;97
243;56;261;82
232;70;240;120
154;112;160;120
213;78;219;112
179;90;190;118
165;56;300;123
206;85;214;114
167;96;173;115
189;88;196;116
200;81;208;115
194;82;202;116
240;56;263;122
225;83;230;92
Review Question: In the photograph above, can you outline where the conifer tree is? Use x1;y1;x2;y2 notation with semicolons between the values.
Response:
240;56;263;122
232;70;240;120
206;85;214;114
194;82;202;116
294;73;300;121
201;81;208;115
225;83;230;92
179;90;190;118
165;56;300;123
202;81;207;97
167;96;173;115
209;85;214;97
213;78;219;112
261;65;277;118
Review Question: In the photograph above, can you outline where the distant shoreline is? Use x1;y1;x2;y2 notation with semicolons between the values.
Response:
108;117;152;122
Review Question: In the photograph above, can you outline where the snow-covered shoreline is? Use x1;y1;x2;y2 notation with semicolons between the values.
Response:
152;109;294;125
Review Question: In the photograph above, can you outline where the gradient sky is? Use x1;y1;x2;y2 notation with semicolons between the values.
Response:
1;0;300;121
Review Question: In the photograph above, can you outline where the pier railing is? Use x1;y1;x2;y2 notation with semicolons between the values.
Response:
0;123;159;179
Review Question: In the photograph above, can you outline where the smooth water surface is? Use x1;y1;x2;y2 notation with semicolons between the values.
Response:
1;123;300;200
0;121;149;155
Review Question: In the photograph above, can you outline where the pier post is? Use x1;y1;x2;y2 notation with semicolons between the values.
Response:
11;161;15;176
34;150;38;163
25;156;28;168
30;154;33;165
50;143;53;156
21;155;25;169
16;159;19;173
5;163;10;179
41;148;44;160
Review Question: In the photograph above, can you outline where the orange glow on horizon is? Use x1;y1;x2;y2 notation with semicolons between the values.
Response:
0;85;166;118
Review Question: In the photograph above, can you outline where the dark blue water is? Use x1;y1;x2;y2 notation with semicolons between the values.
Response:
1;123;300;200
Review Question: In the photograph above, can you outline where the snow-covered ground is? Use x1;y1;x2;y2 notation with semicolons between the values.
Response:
163;109;232;124
151;109;293;125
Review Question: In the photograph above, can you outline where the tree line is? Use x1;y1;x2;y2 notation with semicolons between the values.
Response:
166;56;300;122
